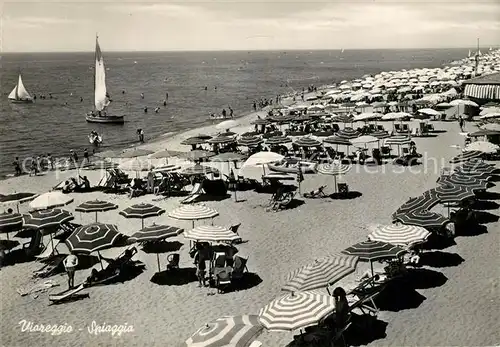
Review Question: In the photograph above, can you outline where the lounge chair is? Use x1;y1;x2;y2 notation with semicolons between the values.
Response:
86;246;137;286
181;183;204;204
49;282;89;303
166;253;180;270
35;239;60;261
52;180;67;191
304;185;328;199
23;230;43;258
347;275;390;316
231;255;248;282
267;185;297;212
337;183;349;197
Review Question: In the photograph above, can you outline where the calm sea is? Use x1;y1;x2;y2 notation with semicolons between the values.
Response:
0;49;468;178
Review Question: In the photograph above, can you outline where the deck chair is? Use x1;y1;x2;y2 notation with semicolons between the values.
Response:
166;253;180;270
52;180;67;191
377;125;385;131
304;185;328;198
33;254;65;278
181;183;204;204
267;185;297;212
23;230;43;257
86;246;137;286
347;275;388;316
231;255;248;282
212;252;227;269
394;124;402;132
337;183;349;197
35;239;60;260
402;124;409;132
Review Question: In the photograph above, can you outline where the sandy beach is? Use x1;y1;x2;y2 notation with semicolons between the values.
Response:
1;109;499;347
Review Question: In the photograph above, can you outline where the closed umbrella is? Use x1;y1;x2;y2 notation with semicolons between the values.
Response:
368;223;431;246
393;209;449;229
317;163;351;193
282;255;358;292
75;200;118;222
258;291;336;331
184;225;240;243
342;240;405;275
120;203;166;229
29;191;73;211
129;224;183;271
184;315;263;347
449;150;483;163
294;137;321;148
169;205;219;228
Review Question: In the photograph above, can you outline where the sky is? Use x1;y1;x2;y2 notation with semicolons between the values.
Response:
2;0;500;52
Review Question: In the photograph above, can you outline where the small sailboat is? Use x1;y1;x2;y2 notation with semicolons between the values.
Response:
8;74;33;103
468;49;471;58
86;35;124;124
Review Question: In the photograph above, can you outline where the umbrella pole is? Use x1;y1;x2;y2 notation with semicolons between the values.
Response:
50;232;54;252
370;261;374;277
95;211;98;223
98;251;104;270
142;218;144;230
334;175;338;193
156;253;161;272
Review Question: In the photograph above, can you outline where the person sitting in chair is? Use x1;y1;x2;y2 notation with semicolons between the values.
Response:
128;178;144;198
79;175;91;191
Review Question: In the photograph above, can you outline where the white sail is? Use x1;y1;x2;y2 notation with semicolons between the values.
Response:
94;37;110;111
468;49;471;57
478;49;482;56
8;74;32;100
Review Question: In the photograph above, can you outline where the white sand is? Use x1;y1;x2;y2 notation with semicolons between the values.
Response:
1;117;499;347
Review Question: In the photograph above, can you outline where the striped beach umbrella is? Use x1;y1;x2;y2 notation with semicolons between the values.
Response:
184;225;240;243
75;200;118;222
337;127;360;139
449;150;483;163
460;160;497;174
282;255;359;292
181;137;210;146
258;291;336;331
169;205;219;228
393;209;449;229
323;136;352;146
342;240;406;275
427;185;476;204
0;192;38;213
317;163;351;193
464;141;500;154
454;168;492;181
184;315;263;347
129;224;183;271
370;130;391;139
368;223;431;246
23;209;74;229
294;137;322;148
208;136;235;144
238;136;263;147
66;223;122;254
182;164;219;176
29;191;74;211
0;213;23;238
331;115;353;123
120;203;166;229
393;193;441;217
384;136;411;146
265;136;292;146
437;174;489;191
153;164;182;173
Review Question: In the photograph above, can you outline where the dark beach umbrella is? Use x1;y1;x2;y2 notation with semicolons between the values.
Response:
120;203;166;229
238;136;263;147
393;209;449;229
0;192;39;212
392;192;440;218
449;150;483;164
129;224;183;272
252;118;270;125
384;136;411;146
66;223;122;255
427;185;475;204
181;137;209;146
75;200;118;222
454;169;492;180
182;164;219;176
219;131;237;137
23;209;74;230
323;136;352;146
208;136;235;144
0;213;23;239
438;174;489;191
196;134;212;140
459;160;498;175
268;114;295;123
210;152;247;162
337;127;360;139
370;130;391;139
294;137;322;148
179;150;215;161
342;240;405;275
265;136;292;146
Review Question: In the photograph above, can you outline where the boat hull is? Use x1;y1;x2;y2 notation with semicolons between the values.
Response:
9;98;33;104
86;115;124;124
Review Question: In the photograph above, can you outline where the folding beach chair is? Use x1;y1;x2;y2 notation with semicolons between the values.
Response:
166;253;180;271
231;255;248;282
304;185;328;199
181;183;204;204
35;239;60;261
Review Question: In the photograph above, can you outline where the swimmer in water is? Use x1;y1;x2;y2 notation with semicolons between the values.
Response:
141;93;144;99
163;100;167;106
154;107;160;113
144;106;148;113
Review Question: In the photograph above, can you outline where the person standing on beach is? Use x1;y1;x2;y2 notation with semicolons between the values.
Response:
458;116;465;132
229;107;234;118
47;153;54;170
13;157;22;176
83;148;90;164
222;108;227;118
165;92;169;101
70;150;78;165
63;253;78;289
253;101;257;111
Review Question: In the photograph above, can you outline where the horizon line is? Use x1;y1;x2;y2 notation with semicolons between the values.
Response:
2;46;498;54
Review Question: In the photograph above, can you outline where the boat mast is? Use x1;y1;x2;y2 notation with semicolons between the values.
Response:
93;33;98;111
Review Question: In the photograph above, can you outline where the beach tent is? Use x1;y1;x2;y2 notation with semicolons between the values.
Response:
463;72;500;101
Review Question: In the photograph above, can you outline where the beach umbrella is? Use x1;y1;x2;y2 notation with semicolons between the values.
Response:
116;148;154;158
0;212;23;239
219;131;237;137
265;136;292;146
262;172;295;181
337;127;360;139
351;135;378;146
184;315;263;347
184;225;240;243
449;150;483;163
382;112;411;121
368;223;431;246
242;152;284;166
29;191;73;211
437;174;489;191
418;108;441;117
238;136;263;147
294;137;321;148
181;137;210;146
182;164;219;176
428;185;476;204
120;203;166;229
0;192;38;213
252;118;270;126
464;141;499;154
393;209;449;229
317;163;351;193
153;164;181;173
331;115;353;124
23;209;74;229
480;123;500;131
258;291;336;331
179;150;216;162
342;240;405;275
392;192;441;218
282;255;359;292
454;168;493;181
129;224;183;271
208;136;235;145
169;205;219;228
384;136;411;146
149;149;185;160
75;200;118;222
353;112;382;122
459;160;498;175
450;99;479;107
479;107;500;116
370;130;390;139
216;120;238;130
323;136;352;146
210;152;247;163
65;223;122;263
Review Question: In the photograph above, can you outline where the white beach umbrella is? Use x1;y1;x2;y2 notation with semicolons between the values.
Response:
479;107;500;116
216;120;238;130
464;141;499;154
351;135;379;145
184;225;240;243
382;112;411;121
353;112;382;122
418;108;441;117
368;223;431;246
169;205;219;228
450;99;479;107
29;192;73;211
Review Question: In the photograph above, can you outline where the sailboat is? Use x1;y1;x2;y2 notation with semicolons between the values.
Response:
8;74;33;103
86;36;124;124
468;49;471;58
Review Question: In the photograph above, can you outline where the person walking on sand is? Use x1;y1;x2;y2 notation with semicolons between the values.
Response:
13;157;22;176
229;106;234;118
63;253;78;289
459;115;465;132
83;148;90;164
